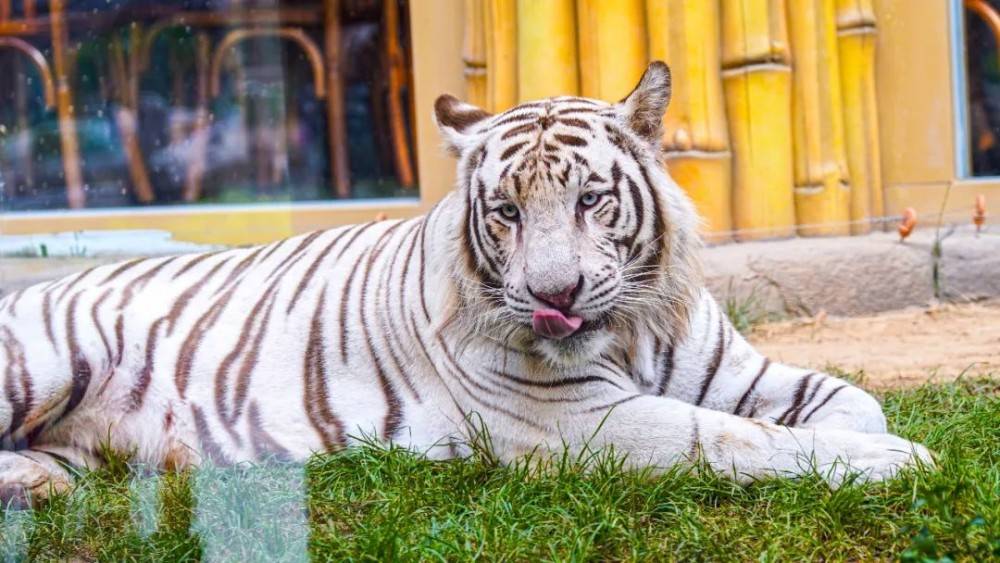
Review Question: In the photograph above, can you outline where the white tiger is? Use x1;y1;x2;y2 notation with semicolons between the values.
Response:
0;62;930;507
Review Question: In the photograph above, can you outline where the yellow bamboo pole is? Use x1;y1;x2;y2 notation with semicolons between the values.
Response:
463;0;488;107
788;0;851;236
649;0;731;239
517;0;578;100
577;0;647;102
836;0;883;234
720;0;796;239
484;0;518;111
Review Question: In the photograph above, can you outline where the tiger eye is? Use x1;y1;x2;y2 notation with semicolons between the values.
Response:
579;193;599;207
500;203;520;220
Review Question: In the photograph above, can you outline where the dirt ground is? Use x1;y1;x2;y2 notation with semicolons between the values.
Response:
750;299;1000;389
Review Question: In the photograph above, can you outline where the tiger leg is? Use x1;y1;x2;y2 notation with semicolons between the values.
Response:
559;393;930;486
662;291;888;434
733;360;888;433
0;447;96;509
0;329;100;507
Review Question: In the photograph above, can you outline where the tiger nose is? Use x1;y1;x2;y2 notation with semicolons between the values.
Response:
529;276;583;310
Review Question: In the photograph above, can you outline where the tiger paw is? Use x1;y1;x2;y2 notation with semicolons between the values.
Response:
0;451;71;509
822;432;934;486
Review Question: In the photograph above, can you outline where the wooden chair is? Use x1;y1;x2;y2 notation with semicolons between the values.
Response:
138;0;415;201
0;0;85;208
140;4;352;200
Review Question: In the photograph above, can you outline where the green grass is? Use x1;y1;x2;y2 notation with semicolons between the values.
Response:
2;377;998;562
723;288;778;335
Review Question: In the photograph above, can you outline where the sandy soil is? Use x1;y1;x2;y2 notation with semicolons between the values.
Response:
749;299;1000;389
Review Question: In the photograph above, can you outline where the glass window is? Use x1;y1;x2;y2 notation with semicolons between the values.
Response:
963;0;1000;176
0;0;416;211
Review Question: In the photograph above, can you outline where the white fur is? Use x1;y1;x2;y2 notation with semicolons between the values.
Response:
0;65;930;502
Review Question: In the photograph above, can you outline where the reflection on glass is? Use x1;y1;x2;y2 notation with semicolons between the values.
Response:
0;0;416;211
966;0;1000;176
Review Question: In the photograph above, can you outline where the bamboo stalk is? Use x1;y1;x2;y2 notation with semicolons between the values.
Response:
517;0;578;100
836;0;882;234
649;0;731;239
720;0;796;239
484;0;517;111
578;0;647;102
463;0;488;107
787;0;851;236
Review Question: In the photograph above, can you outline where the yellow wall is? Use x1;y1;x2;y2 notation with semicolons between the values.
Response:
875;0;1000;222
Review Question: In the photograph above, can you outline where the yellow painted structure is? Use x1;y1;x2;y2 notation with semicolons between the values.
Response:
462;0;488;108
484;0;518;112
788;0;851;236
720;0;796;240
649;0;732;238
836;0;883;234
3;1;999;246
516;0;578;101
577;0;648;102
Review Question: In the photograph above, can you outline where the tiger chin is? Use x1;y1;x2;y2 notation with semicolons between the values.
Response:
0;61;931;508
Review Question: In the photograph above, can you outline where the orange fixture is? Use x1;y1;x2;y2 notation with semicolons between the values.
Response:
898;208;917;241
974;194;987;233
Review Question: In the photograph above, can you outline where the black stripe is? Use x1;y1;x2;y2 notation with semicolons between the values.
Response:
501;122;537;139
695;316;727;405
733;358;771;416
775;373;817;426
487;111;541;129
655;342;677;395
801;385;849;424
439;340;549;432
582;394;641;413
286;228;354;313
635;161;666;277
622;174;645;257
688;412;701;460
785;376;826;427
501;141;528;161
489;368;624;390
608;162;623;226
554;133;587;147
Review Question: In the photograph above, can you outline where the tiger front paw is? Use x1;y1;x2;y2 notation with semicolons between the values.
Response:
0;452;71;509
823;432;934;486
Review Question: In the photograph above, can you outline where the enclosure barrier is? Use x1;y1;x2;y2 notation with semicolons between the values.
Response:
462;0;893;240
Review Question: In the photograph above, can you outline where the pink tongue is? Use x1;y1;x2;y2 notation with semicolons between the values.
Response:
532;309;584;340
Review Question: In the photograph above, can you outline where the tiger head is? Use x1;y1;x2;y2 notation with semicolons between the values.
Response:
434;61;701;367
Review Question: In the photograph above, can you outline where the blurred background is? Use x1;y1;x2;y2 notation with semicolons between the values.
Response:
0;0;415;209
0;0;995;247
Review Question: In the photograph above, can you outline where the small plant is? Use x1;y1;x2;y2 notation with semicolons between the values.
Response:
723;284;771;335
68;233;88;258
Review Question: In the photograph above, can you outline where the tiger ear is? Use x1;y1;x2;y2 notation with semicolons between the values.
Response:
434;94;493;156
616;61;672;146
